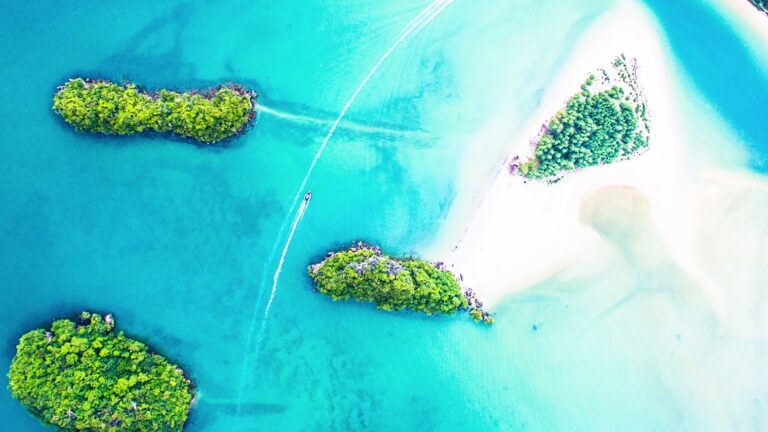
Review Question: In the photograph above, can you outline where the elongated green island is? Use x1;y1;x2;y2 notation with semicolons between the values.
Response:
7;312;194;431
53;78;256;144
308;243;494;324
517;55;649;179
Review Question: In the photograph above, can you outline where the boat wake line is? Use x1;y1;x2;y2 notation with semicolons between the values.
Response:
256;104;430;138
284;0;456;219
256;197;309;350
234;196;309;418
235;0;456;419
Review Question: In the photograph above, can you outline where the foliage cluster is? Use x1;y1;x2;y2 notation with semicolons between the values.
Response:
308;246;469;315
8;312;193;431
465;288;495;325
751;0;767;14
519;56;649;179
53;78;255;143
469;308;493;324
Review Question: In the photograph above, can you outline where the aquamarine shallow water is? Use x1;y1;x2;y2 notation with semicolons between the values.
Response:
1;0;766;430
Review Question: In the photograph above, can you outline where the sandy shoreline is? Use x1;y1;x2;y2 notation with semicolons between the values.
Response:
434;0;700;308
437;0;768;329
713;0;768;44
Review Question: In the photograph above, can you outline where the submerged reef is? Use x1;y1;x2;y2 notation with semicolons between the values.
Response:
516;54;650;180
53;78;256;144
308;242;494;324
7;312;194;431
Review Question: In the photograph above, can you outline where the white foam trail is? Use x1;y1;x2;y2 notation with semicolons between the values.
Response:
234;198;309;418
412;0;454;35
258;198;308;337
257;0;454;323
233;232;283;409
256;104;428;138
398;0;448;39
235;0;455;418
284;0;455;217
247;0;453;340
257;104;340;126
245;0;450;326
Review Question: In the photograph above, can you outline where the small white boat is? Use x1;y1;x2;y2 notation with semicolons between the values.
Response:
304;191;312;202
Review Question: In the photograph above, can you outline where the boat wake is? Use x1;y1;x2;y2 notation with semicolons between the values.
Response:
235;0;456;420
256;104;429;138
257;197;309;348
234;197;309;417
285;0;455;217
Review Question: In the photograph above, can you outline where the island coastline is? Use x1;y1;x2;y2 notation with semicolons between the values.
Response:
515;53;650;180
7;311;195;431
308;242;494;324
53;78;257;144
432;1;697;308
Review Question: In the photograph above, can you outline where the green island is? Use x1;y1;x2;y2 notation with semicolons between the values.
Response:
516;54;650;180
750;0;768;15
53;78;256;144
7;312;194;431
308;242;494;324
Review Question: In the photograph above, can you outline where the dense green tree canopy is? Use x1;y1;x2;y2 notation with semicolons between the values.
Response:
308;244;492;323
309;246;467;314
519;57;649;179
751;0;767;14
53;78;255;144
8;312;193;431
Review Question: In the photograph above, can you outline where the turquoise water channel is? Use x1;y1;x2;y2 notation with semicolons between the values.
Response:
1;0;766;430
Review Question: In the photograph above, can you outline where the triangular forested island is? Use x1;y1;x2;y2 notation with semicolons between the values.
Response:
516;55;650;180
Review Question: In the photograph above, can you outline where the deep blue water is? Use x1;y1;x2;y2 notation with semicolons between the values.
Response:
643;0;768;171
1;0;766;430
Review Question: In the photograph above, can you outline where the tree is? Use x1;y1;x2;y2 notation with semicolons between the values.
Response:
307;243;493;322
519;56;649;179
8;312;194;431
52;78;256;144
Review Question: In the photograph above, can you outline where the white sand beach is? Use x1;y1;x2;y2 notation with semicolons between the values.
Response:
437;0;768;326
713;0;768;45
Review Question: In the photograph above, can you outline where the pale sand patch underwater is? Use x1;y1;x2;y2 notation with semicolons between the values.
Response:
432;0;768;334
571;183;768;429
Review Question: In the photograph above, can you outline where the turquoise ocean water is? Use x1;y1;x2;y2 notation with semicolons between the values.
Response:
1;0;766;430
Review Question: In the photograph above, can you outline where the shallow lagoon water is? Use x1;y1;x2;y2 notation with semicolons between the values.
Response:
1;0;766;430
